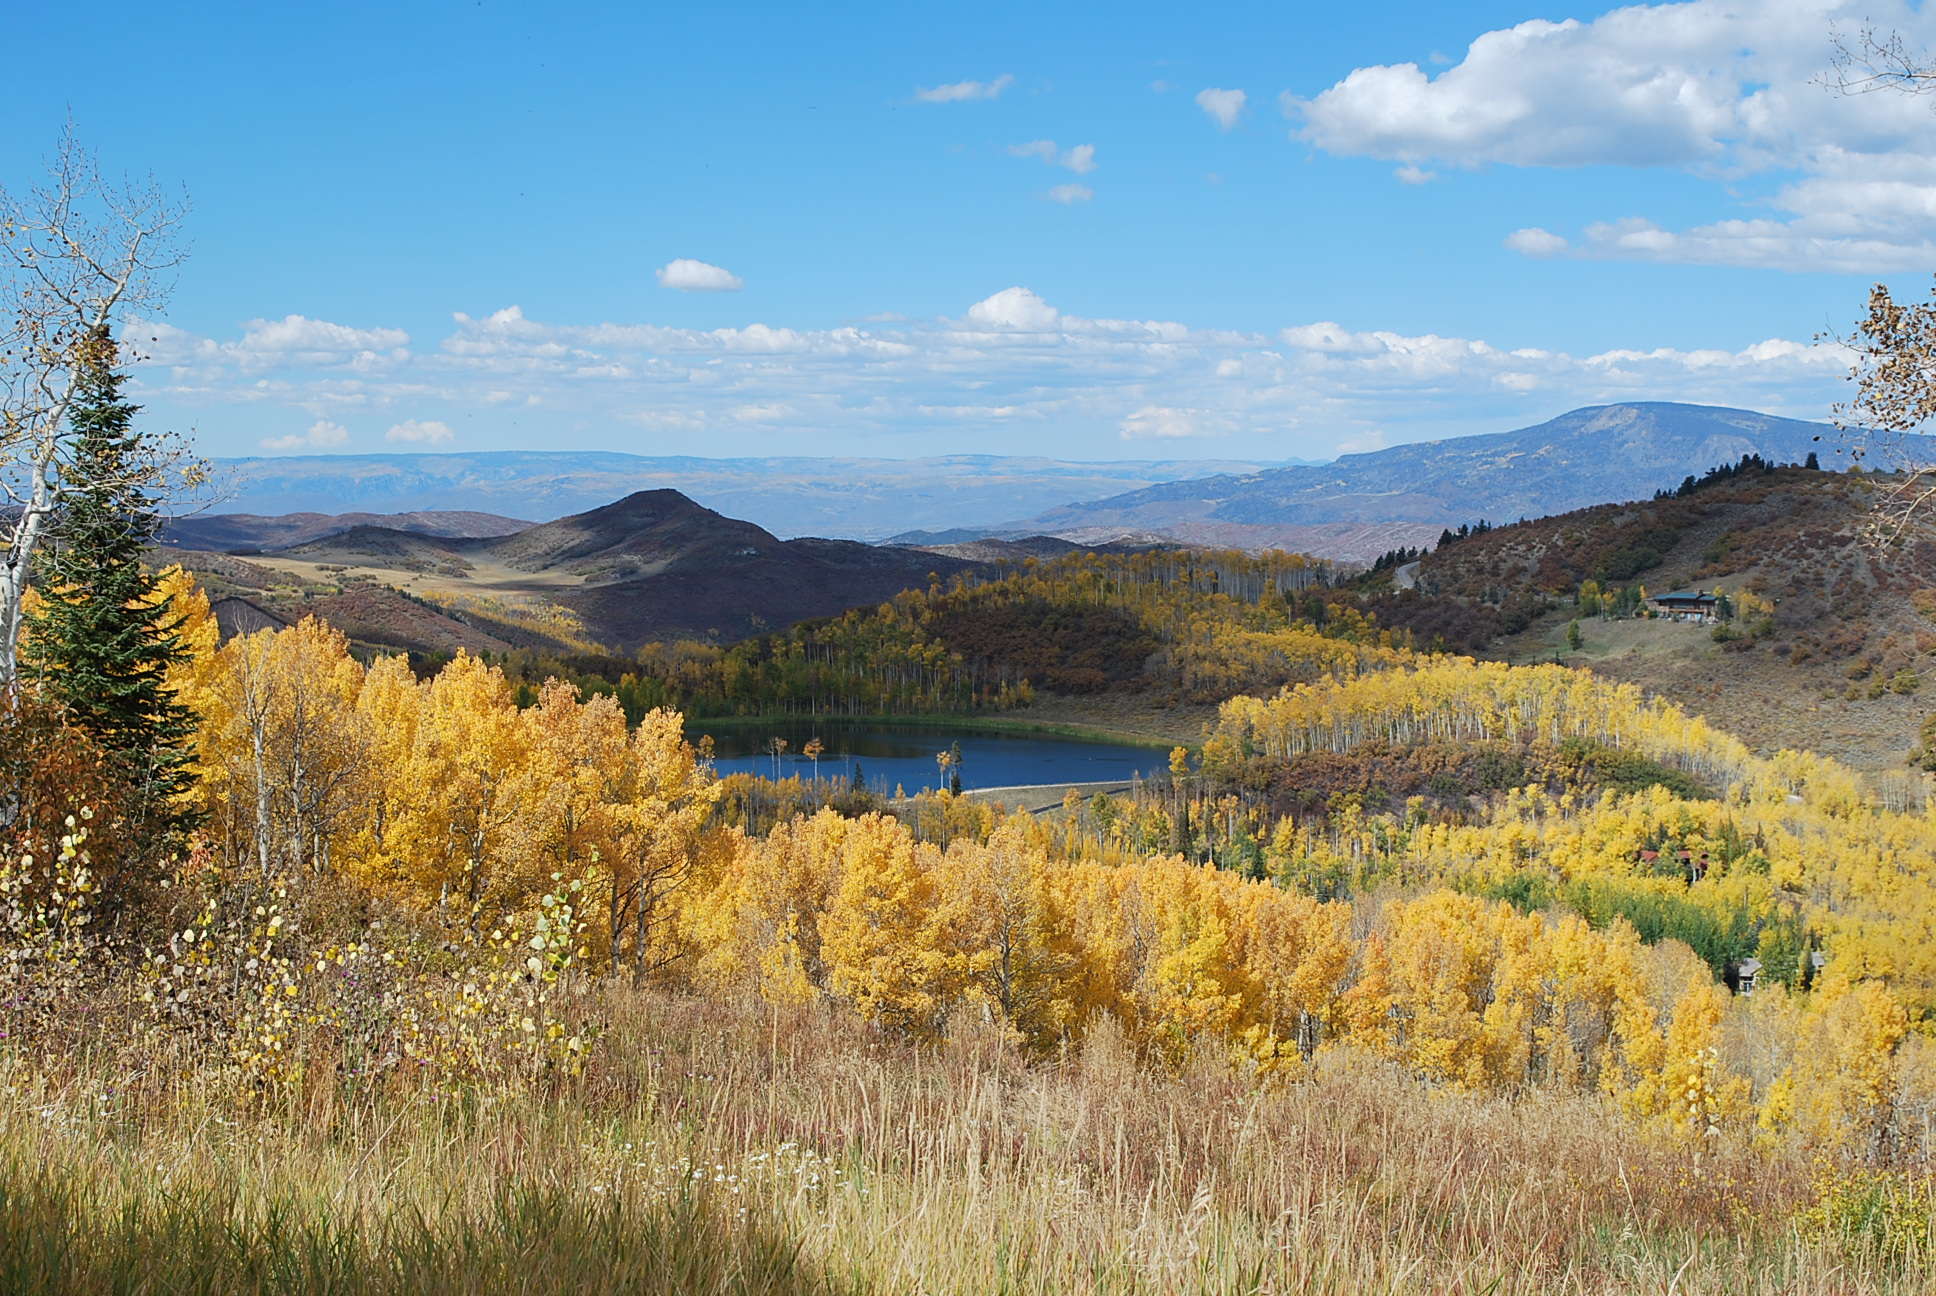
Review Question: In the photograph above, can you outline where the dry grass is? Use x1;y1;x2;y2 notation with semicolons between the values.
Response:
3;985;1924;1295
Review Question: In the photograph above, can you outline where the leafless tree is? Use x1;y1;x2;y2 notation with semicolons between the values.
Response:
1;128;192;689
1832;284;1936;548
1822;28;1936;547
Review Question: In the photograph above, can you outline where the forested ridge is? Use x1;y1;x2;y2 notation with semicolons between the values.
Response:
483;547;1389;720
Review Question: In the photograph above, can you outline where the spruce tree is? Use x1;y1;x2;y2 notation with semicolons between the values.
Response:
20;327;196;826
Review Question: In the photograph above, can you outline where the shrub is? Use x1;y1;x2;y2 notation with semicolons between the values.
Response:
0;695;137;919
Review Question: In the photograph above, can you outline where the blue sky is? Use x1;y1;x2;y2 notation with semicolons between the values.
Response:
6;0;1932;461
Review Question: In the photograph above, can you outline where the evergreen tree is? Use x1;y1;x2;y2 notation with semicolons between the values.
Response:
20;327;196;825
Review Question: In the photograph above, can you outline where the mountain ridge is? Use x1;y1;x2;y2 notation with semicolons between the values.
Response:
997;402;1919;557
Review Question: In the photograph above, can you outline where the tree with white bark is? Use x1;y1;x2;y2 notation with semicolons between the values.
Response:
1;129;192;690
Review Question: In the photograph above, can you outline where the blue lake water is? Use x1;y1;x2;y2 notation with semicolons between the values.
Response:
690;721;1161;793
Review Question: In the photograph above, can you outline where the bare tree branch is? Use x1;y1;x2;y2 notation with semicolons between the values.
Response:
1823;25;1936;98
0;126;193;689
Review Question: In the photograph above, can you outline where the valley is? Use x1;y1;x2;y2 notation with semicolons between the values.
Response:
21;12;1936;1291
159;428;1936;777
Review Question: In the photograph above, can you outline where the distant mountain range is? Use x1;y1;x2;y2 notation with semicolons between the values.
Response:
975;403;1911;559
162;509;530;551
196;452;1291;541
182;404;1909;567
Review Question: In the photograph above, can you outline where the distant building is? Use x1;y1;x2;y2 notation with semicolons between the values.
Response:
1648;589;1720;623
1730;957;1763;996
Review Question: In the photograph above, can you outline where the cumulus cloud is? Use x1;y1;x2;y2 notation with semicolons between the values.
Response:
964;286;1061;331
385;419;455;445
1047;183;1094;204
915;74;1013;103
1288;0;1936;272
656;258;744;292
1394;164;1436;185
1195;88;1247;130
1505;227;1569;256
131;289;1854;460
260;419;350;453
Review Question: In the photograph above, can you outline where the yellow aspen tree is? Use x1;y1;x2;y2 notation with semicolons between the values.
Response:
192;619;365;876
945;815;1078;1052
1634;977;1749;1136
1779;980;1911;1159
505;680;630;917
339;654;424;889
604;707;721;974
387;652;527;919
821;812;968;1039
1237;885;1354;1065
1134;857;1248;1066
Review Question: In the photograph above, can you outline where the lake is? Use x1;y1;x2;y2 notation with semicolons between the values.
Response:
690;720;1163;793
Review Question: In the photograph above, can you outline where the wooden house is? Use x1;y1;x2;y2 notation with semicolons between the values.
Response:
1648;590;1720;623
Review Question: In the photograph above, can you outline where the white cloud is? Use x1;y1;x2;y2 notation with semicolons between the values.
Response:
134;314;411;375
259;419;349;453
1195;88;1247;130
915;74;1013;103
656;258;744;292
1505;227;1569;256
964;286;1061;331
238;315;409;356
1047;183;1094;204
1121;405;1227;439
1289;0;1936;272
1010;140;1097;174
1394;164;1436;185
385;419;455;445
132;290;1855;460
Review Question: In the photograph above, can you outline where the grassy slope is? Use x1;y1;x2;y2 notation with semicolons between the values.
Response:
6;989;1920;1296
1409;469;1936;773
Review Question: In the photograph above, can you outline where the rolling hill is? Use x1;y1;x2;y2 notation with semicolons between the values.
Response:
160;509;529;552
1000;403;1927;558
165;489;989;653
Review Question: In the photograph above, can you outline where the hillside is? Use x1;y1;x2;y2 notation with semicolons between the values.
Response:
204;450;1285;540
1365;464;1936;771
162;489;987;655
1007;402;1928;556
